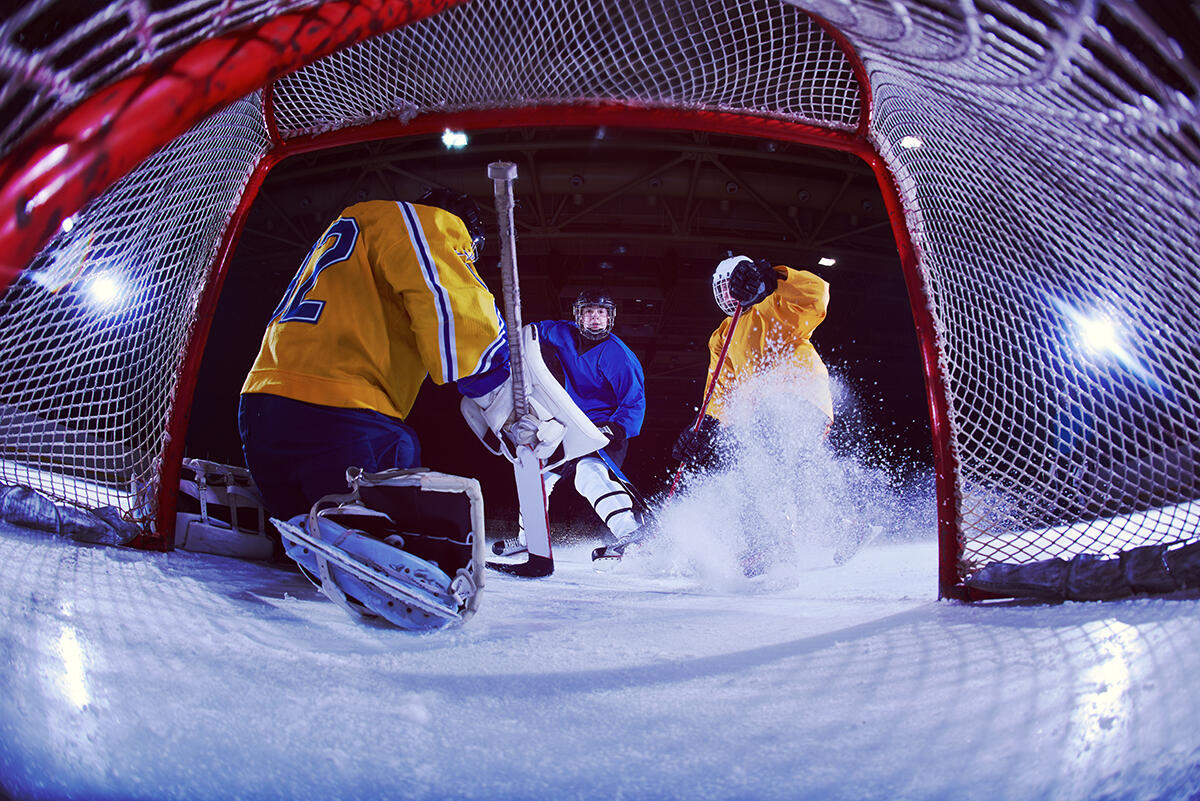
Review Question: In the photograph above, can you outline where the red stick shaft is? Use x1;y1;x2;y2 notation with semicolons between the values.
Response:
666;303;743;500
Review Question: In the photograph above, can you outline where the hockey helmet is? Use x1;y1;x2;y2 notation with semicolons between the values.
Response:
573;290;616;340
712;255;752;316
417;187;486;256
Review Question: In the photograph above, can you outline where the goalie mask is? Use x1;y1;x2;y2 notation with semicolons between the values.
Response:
573;290;616;340
417;187;486;257
712;255;751;316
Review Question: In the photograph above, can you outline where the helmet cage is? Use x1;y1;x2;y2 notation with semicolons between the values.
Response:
573;292;616;340
712;255;749;316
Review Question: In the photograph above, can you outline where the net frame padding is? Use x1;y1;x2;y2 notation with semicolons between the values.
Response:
0;0;1197;599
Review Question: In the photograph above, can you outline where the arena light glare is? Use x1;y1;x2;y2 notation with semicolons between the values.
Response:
899;135;923;149
441;129;468;149
1076;314;1119;355
818;256;837;267
1054;297;1159;387
86;271;125;309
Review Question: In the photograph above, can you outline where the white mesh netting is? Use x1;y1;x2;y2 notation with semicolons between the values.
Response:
270;0;861;136
0;95;270;522
0;0;1196;592
0;0;326;161
809;1;1200;572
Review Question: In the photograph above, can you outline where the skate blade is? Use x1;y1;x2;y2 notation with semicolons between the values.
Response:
486;554;554;578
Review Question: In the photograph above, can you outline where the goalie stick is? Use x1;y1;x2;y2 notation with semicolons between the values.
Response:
486;161;554;578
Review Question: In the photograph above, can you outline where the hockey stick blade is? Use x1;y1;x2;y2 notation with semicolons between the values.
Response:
487;553;554;578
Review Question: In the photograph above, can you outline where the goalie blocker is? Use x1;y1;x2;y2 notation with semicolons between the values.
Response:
460;323;608;472
461;323;609;575
272;466;486;631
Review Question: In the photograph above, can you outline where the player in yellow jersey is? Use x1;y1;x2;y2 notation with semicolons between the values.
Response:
670;254;834;576
239;189;514;520
672;254;832;466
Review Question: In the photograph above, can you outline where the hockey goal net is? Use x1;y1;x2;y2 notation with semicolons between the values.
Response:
0;0;1196;599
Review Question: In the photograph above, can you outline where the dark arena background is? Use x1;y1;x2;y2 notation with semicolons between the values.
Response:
184;126;930;526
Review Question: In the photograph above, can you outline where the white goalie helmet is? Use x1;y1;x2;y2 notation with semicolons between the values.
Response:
712;255;751;316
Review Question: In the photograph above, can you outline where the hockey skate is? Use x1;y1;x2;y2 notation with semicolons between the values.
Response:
491;536;527;557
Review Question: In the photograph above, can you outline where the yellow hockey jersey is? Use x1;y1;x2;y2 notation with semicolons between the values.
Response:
241;201;506;420
703;265;832;423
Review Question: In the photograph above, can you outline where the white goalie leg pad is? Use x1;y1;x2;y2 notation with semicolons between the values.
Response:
573;456;640;539
272;467;487;630
515;469;563;544
461;324;608;470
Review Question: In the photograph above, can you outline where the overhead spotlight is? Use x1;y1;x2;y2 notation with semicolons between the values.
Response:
599;261;614;271
899;135;923;149
441;129;468;149
796;189;810;202
725;181;739;194
818;256;837;267
569;174;585;188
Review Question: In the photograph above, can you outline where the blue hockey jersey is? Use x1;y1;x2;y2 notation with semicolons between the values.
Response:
534;320;646;437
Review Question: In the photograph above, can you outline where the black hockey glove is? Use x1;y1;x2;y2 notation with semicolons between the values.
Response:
599;421;627;451
727;258;778;307
671;414;719;463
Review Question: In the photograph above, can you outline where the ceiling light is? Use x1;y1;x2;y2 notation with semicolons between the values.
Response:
818;256;837;267
441;129;468;149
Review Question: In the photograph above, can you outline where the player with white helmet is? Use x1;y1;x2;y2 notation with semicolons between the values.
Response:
670;254;834;575
673;255;832;466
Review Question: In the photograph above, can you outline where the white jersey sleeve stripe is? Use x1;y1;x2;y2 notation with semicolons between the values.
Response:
399;201;457;381
471;323;507;378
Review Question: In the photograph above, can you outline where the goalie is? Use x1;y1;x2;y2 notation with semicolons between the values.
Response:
238;189;526;519
239;190;566;628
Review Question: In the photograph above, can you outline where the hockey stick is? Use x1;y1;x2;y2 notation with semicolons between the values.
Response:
487;161;553;578
665;302;743;501
591;304;744;562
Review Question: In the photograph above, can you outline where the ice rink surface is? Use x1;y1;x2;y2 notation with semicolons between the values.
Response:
1;514;1199;801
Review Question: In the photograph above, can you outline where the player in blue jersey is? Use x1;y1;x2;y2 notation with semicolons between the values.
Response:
492;290;647;556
